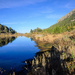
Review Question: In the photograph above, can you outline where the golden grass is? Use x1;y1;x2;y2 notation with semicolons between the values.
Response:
29;30;75;55
0;33;26;38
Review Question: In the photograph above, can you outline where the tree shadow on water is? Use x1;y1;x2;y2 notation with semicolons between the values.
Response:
48;46;69;75
6;46;73;75
25;46;71;75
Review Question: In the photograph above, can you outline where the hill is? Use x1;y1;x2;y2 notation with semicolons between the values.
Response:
57;9;75;23
43;9;75;34
30;9;75;34
0;24;16;34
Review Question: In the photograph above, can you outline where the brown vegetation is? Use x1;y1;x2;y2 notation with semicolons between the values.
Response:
27;30;75;56
0;33;26;38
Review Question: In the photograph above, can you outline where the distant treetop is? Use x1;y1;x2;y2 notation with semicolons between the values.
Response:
0;24;16;34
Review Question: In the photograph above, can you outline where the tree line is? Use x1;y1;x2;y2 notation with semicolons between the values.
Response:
0;24;16;34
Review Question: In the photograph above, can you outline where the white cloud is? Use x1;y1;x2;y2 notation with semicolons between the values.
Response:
0;0;47;9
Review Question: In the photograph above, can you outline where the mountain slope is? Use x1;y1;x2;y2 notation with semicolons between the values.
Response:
0;24;16;34
57;9;75;23
43;9;75;34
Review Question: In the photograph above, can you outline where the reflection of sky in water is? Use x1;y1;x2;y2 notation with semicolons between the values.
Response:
0;36;40;71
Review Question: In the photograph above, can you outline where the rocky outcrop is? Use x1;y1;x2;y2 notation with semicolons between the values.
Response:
57;9;75;23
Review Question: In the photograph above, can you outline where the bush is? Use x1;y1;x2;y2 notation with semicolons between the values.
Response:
53;26;61;33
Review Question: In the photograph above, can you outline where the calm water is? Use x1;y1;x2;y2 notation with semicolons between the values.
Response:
0;36;40;71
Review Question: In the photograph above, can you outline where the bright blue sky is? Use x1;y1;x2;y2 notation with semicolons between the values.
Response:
0;0;75;33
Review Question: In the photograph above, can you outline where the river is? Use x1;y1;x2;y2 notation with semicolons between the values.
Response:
0;36;40;71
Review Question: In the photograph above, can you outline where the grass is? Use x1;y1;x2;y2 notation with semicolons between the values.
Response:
71;51;75;60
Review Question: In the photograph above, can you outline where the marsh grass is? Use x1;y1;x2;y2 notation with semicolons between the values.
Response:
70;51;75;60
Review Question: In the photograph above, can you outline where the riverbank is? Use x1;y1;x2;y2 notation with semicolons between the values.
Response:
26;30;75;55
0;33;26;38
0;31;75;75
25;30;75;75
26;30;75;43
25;46;75;75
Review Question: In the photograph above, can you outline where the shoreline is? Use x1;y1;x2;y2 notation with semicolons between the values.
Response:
0;33;26;38
0;31;75;75
25;46;75;75
25;31;75;75
25;30;75;55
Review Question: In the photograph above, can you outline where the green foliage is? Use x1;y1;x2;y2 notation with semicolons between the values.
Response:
30;29;33;33
71;51;75;60
36;27;42;32
30;27;42;33
42;13;75;34
53;26;61;33
0;24;16;34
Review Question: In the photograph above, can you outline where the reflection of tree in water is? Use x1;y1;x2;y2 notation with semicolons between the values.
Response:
0;38;75;75
25;46;75;75
30;38;33;41
0;37;16;47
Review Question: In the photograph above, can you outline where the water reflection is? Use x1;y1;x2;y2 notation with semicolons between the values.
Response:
0;37;17;47
25;46;75;75
34;41;53;51
0;37;40;75
0;37;74;75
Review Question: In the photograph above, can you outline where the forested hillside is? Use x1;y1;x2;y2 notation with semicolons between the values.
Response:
43;9;75;34
0;24;16;34
30;9;75;34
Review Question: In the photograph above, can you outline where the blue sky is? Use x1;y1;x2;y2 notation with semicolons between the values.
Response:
0;0;75;33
